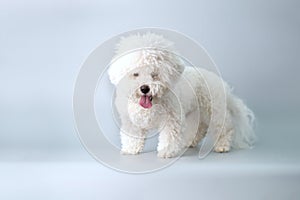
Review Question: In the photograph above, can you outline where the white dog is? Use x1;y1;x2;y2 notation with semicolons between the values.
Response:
108;33;255;158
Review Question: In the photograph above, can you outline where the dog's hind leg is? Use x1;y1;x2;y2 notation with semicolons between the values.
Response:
213;112;234;153
190;122;208;148
181;110;206;148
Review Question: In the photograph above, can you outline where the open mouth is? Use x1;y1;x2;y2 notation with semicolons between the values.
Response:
139;95;153;109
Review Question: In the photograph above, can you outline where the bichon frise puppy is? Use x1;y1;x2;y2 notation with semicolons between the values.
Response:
108;33;255;158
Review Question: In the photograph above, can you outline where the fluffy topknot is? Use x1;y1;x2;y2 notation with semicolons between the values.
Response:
115;32;175;56
108;33;184;85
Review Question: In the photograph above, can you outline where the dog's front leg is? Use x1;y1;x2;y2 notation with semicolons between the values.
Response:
120;121;146;155
157;114;185;158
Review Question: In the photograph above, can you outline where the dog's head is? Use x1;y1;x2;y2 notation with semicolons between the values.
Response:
108;33;184;109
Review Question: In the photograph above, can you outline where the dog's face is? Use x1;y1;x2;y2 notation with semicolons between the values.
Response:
109;49;184;109
128;65;167;109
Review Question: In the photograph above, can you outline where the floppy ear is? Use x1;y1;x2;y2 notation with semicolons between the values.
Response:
108;51;140;85
159;50;185;84
108;58;123;85
173;56;185;75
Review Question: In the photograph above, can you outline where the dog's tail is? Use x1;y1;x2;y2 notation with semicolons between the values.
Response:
227;91;256;149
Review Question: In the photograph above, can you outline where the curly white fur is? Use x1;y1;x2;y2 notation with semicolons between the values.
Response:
108;33;256;158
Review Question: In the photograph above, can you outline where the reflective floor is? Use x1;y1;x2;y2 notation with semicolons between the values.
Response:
1;113;299;200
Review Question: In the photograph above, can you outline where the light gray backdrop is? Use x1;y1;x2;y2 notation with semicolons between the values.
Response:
1;0;299;154
0;0;299;199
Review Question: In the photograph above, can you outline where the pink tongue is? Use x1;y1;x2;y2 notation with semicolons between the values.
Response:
139;95;152;109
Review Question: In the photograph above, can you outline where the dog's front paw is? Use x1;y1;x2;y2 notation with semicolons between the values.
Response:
121;146;143;155
214;144;230;153
120;150;138;155
157;148;181;158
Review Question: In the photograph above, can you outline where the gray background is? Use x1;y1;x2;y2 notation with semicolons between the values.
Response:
0;0;299;199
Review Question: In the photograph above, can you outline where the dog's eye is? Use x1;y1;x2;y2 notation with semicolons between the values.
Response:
151;72;158;79
133;73;139;77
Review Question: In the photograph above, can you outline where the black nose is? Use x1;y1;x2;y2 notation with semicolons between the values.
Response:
140;85;150;94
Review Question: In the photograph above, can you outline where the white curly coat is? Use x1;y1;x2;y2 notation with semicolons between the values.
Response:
108;33;255;158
